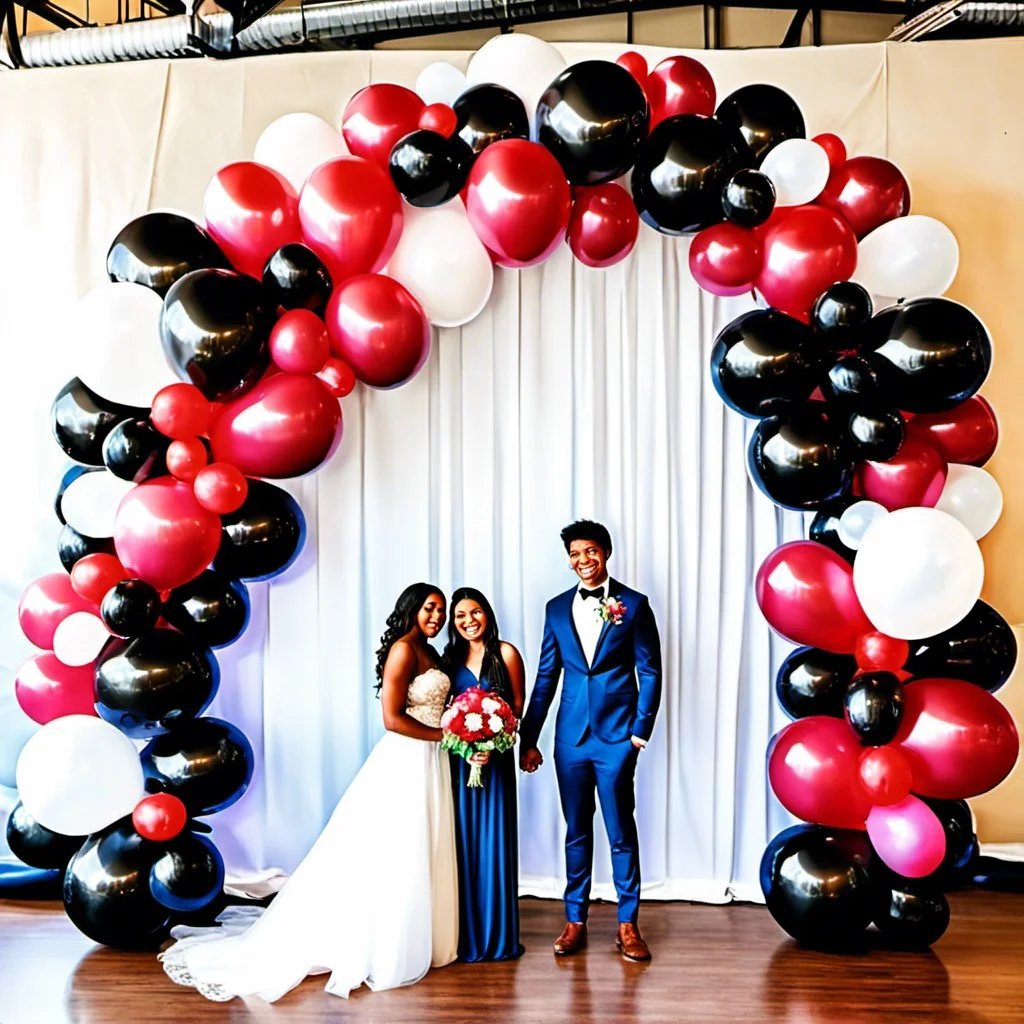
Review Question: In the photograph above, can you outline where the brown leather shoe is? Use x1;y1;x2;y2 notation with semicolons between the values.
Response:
553;921;588;956
616;922;652;962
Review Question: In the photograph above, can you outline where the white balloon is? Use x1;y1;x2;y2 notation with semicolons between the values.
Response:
73;282;176;407
386;201;493;328
853;507;984;640
837;500;888;550
935;463;1003;540
467;33;567;130
16;715;145;836
854;215;959;301
254;113;347;193
61;470;135;538
760;139;831;207
415;61;468;107
53;612;110;667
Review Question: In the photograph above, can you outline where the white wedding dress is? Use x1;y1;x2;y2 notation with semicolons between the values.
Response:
160;668;459;1002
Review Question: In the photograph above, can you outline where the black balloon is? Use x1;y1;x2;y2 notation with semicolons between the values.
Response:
453;83;529;157
715;83;806;165
710;309;822;417
100;579;162;638
632;114;749;235
215;480;306;582
149;832;225;913
51;378;147;466
6;802;84;871
863;299;992;413
776;647;857;720
101;418;169;482
262;243;333;313
107;212;228;297
388;129;470;208
844;671;904;746
54;464;91;526
162;570;250;649
58;523;116;572
907;599;1017;693
821;355;883;408
63;817;171;949
536;60;649;186
809;494;859;564
142;717;254;816
760;824;874;948
921;797;979;888
845;405;907;462
94;628;219;739
748;402;854;511
871;879;950;948
811;281;873;343
721;169;776;228
160;268;272;402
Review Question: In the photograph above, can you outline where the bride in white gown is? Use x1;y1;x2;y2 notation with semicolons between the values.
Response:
161;583;460;1002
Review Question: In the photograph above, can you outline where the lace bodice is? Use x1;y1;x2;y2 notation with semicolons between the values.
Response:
405;667;450;728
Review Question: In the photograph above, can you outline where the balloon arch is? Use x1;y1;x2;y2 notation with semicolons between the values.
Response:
8;33;1018;951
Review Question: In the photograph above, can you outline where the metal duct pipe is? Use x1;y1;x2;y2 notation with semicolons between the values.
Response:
956;1;1024;25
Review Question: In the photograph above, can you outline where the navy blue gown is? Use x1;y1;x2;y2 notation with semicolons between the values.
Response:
449;664;524;962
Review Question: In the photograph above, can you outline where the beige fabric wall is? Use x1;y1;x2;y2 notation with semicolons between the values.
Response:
0;37;1020;840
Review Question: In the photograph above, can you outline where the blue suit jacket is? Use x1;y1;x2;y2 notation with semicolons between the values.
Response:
520;579;662;748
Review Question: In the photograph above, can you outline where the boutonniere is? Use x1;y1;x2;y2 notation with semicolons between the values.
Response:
596;595;627;626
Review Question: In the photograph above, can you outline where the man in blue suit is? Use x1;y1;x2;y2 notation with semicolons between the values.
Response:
520;520;662;962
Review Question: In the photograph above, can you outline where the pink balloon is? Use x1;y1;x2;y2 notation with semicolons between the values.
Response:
18;573;93;650
209;373;342;479
15;652;98;724
114;479;223;591
855;438;947;511
755;541;874;654
768;717;873;829
866;796;946;878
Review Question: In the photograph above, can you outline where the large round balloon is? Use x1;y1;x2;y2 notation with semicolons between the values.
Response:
775;646;856;720
342;84;424;169
160;268;273;402
688;223;761;296
817;156;911;239
464;32;567;122
15;652;97;724
536;60;649;186
871;877;950;948
567;183;640;269
631;114;748;235
388;129;470;208
855;215;959;303
149;832;225;913
715;84;805;165
934;463;1003;540
162;571;250;650
262;243;333;313
646;55;716;126
51;378;148;467
102;418;169;483
18;572;94;650
416;60;468;107
6;801;84;870
759;138;830;208
253;112;347;193
452;83;529;157
214;480;306;582
906;395;998;467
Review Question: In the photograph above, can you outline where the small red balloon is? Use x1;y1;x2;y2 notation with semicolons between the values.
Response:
567;183;639;269
316;355;357;398
615;51;649;88
18;573;94;650
855;438;947;512
859;747;913;806
194;463;249;515
817;156;911;240
70;553;127;604
15;652;98;724
645;55;716;127
689;222;761;296
166;437;209;483
132;793;188;842
855;631;910;673
151;383;210;440
418;103;458;139
906;395;999;467
342;84;425;169
812;133;847;170
269;309;330;375
204;161;301;279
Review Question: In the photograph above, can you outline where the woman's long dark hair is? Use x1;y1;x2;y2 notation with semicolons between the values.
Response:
443;587;510;698
374;582;444;695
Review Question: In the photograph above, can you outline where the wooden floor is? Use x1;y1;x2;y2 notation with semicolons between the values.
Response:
1;893;1022;1023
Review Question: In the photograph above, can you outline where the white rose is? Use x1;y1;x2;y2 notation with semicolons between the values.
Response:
464;712;484;732
488;714;504;734
481;697;501;714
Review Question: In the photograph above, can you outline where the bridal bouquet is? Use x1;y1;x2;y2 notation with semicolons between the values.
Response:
441;687;518;788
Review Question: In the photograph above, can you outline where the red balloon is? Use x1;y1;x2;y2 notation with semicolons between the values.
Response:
615;51;649;89
326;274;430;389
132;793;188;842
811;133;847;170
567;183;639;269
755;205;858;322
817;156;911;240
895;678;1019;799
114;478;223;591
419;103;457;139
756;541;873;654
151;383;210;440
269;309;330;375
855;438;947;512
689;222;761;296
15;653;98;724
645;55;716;126
298;157;403;286
316;355;357;398
855;631;910;673
858;746;913;806
193;463;249;515
463;139;572;269
70;553;127;604
768;717;873;829
906;395;999;467
204;162;301;279
166;437;209;483
342;84;425;169
18;573;93;649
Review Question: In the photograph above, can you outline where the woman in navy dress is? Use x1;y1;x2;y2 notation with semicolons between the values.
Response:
443;587;526;962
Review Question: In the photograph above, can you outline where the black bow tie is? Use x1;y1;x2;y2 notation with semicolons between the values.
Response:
580;586;605;601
